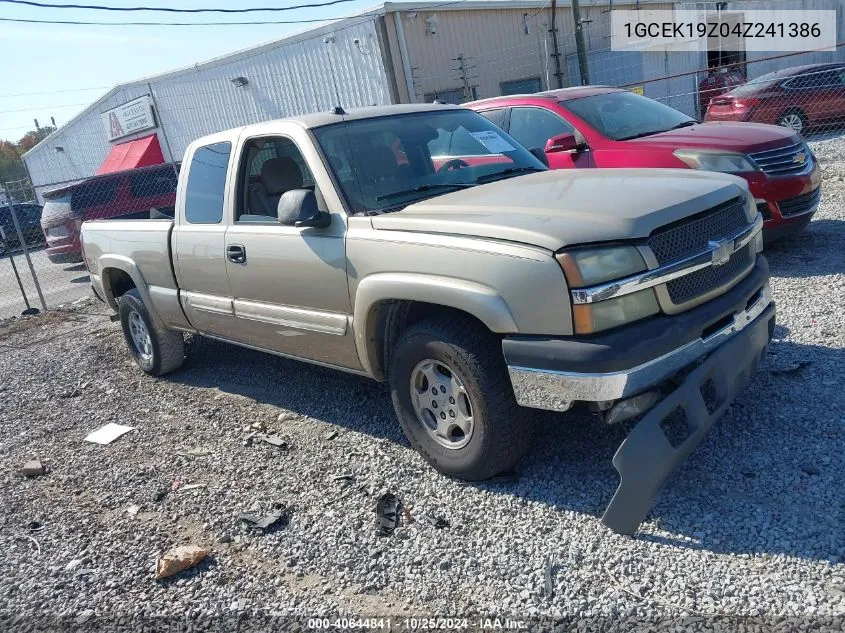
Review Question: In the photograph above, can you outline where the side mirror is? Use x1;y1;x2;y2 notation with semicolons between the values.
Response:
277;189;330;228
528;147;549;167
544;132;580;154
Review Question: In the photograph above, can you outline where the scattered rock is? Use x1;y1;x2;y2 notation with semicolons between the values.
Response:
154;545;209;580
21;459;44;478
65;559;84;572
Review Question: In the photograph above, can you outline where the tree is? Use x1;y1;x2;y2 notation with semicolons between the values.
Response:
17;126;56;153
0;141;27;187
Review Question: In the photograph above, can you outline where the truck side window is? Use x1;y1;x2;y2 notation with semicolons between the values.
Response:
185;141;231;224
238;137;315;221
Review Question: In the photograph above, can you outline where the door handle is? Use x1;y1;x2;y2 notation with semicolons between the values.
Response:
227;244;246;263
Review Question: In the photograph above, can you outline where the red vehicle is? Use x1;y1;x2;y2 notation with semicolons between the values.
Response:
41;163;179;264
704;63;845;135
466;87;821;242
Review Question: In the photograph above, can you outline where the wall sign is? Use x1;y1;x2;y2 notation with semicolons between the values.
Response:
102;96;156;142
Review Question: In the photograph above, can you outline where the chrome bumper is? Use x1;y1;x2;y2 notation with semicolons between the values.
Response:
508;283;773;412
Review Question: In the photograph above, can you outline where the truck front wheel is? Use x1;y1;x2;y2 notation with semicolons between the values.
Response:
118;288;185;376
388;317;534;481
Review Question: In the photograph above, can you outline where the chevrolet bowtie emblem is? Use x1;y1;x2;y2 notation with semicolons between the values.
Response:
709;238;733;266
793;151;806;164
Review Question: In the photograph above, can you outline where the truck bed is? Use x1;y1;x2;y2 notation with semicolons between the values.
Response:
81;217;179;302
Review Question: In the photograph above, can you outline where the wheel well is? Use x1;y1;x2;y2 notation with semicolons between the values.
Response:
778;107;807;121
366;300;492;381
104;268;136;301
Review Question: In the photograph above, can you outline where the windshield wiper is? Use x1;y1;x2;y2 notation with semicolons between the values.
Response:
474;166;545;184
376;182;475;202
617;120;698;141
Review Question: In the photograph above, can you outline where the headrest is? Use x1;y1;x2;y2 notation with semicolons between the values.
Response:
261;157;303;195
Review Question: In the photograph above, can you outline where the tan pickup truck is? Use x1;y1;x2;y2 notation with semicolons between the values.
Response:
81;104;774;534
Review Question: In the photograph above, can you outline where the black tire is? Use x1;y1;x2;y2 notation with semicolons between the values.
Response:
388;316;535;481
118;288;184;376
776;108;808;135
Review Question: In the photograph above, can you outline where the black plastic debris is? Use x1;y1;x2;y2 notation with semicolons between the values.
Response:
770;360;812;376
428;516;450;529
238;505;291;533
544;557;555;599
375;493;400;537
247;433;289;450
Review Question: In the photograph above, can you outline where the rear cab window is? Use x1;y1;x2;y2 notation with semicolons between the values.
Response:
184;142;232;224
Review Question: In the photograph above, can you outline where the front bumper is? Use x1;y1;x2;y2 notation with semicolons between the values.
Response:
503;257;774;534
745;161;821;239
601;297;772;534
506;257;771;411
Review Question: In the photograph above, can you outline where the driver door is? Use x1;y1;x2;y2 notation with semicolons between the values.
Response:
222;133;359;369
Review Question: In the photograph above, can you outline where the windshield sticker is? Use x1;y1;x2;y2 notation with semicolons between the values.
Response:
469;131;516;154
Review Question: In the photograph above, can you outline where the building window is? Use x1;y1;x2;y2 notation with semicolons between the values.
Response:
185;141;231;224
500;77;542;96
423;87;477;104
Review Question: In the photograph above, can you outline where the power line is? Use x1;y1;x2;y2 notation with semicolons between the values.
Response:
0;0;469;26
0;0;360;12
0;16;334;26
0;86;110;99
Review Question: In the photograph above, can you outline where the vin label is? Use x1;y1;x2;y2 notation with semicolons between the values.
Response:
611;9;837;53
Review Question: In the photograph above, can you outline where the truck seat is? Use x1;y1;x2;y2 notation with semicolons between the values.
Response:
248;157;303;216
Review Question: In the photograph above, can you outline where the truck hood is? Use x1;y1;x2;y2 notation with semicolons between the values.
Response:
627;122;798;154
370;169;747;251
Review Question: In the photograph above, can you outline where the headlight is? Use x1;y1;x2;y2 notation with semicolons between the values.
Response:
557;246;658;334
572;289;660;334
674;150;758;173
557;245;646;286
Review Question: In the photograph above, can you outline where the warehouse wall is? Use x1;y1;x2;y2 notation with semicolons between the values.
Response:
398;3;676;103
24;17;391;197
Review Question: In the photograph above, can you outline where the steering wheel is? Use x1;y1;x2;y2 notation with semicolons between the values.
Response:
437;158;470;172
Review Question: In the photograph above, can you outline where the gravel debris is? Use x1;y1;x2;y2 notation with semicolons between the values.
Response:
1;137;843;630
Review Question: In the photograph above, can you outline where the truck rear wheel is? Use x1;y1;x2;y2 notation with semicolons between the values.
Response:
118;288;184;376
388;317;534;481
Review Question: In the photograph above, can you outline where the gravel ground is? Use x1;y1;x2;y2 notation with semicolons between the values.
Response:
1;140;844;632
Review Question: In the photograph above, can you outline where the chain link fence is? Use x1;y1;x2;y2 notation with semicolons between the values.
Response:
0;166;179;319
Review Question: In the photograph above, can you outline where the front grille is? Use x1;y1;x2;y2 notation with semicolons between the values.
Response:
749;142;812;176
666;243;754;304
777;187;821;217
648;197;747;265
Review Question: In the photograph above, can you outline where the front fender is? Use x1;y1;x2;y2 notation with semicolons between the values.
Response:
353;272;518;378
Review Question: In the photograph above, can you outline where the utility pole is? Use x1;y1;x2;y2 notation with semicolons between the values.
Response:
454;53;473;102
549;0;564;89
572;0;590;85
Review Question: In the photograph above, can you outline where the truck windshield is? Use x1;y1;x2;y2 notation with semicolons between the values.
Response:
312;109;546;214
562;91;695;141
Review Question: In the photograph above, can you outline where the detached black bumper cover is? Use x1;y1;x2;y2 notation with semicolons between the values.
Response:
602;300;774;534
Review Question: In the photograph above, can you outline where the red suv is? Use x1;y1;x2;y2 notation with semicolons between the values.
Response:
705;63;845;135
466;87;821;242
41;163;179;264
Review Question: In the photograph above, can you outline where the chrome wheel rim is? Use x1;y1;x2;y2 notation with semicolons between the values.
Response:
780;114;803;132
409;359;474;450
128;311;153;361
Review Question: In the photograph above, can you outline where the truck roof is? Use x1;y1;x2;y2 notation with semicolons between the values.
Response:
190;103;463;150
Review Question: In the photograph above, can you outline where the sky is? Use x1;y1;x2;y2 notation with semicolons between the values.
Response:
0;0;383;142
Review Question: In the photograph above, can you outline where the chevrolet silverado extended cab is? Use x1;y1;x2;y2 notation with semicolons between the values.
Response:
81;104;774;534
